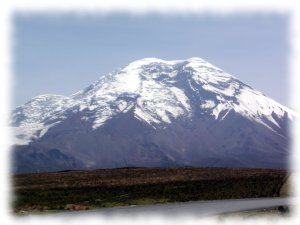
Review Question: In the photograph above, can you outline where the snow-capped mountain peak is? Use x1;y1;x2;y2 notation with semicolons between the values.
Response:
11;57;296;172
11;57;295;148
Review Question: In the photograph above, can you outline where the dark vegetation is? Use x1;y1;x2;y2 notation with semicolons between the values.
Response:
12;167;288;213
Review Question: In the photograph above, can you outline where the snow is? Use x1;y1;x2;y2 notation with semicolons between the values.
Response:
202;84;235;97
117;100;128;112
212;103;228;120
92;117;108;129
87;105;98;111
113;67;141;93
201;100;216;109
10;57;296;145
10;94;79;145
11;125;41;145
169;87;191;110
10;120;62;145
134;107;160;125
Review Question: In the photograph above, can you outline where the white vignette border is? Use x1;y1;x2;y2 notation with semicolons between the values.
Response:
0;1;299;225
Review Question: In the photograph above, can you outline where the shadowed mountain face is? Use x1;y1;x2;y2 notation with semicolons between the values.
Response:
10;58;294;173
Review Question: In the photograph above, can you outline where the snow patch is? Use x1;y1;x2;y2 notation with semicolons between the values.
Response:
117;100;128;112
201;100;216;109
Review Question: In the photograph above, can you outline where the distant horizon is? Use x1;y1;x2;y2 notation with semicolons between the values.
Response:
13;13;290;108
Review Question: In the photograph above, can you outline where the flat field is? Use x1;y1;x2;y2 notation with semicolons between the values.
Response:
12;167;288;213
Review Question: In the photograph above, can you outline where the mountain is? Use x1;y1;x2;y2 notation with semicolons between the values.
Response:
10;57;295;173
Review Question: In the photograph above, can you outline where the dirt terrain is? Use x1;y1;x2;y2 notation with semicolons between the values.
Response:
12;167;288;213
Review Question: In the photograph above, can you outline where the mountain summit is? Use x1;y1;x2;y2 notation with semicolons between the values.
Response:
11;58;295;173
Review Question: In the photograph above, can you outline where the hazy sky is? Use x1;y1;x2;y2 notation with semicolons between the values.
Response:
13;13;290;108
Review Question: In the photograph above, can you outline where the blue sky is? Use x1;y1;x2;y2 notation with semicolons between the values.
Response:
13;13;290;108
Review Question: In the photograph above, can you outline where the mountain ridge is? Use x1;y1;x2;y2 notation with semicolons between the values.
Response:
10;57;294;172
